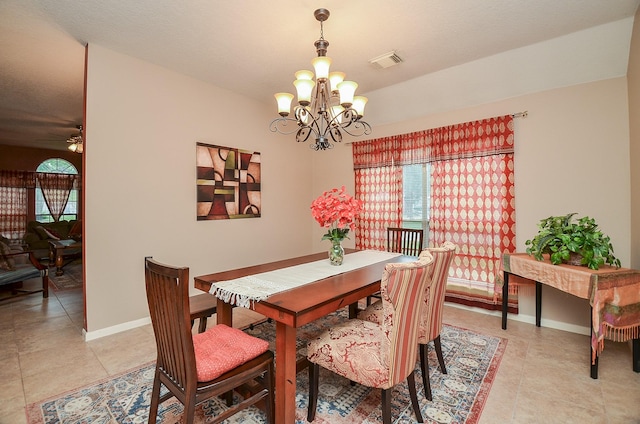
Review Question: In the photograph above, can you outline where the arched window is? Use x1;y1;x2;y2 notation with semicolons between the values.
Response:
36;158;78;223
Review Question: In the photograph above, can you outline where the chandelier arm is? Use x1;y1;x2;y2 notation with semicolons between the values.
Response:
328;127;343;144
296;127;315;143
337;120;372;137
270;117;305;135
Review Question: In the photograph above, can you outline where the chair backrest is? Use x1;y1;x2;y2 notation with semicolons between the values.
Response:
145;258;197;390
387;227;424;257
378;252;434;386
417;242;457;343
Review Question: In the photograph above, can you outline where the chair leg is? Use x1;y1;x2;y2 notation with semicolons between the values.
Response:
381;389;392;424
407;371;424;422
307;363;319;422
148;371;162;424
265;360;275;424
224;391;233;406
434;335;447;374
419;343;432;401
184;398;196;424
198;316;208;333
42;274;49;298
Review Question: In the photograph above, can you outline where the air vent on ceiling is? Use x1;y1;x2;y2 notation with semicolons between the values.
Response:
369;51;403;69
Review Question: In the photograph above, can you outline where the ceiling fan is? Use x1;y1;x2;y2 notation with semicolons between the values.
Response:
66;125;83;153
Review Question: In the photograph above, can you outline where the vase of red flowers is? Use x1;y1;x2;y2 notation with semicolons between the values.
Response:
328;239;345;266
310;186;363;266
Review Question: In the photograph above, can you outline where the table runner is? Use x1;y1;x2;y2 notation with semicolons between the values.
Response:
503;253;640;363
209;250;402;308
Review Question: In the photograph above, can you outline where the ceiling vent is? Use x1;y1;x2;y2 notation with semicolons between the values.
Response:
369;51;403;69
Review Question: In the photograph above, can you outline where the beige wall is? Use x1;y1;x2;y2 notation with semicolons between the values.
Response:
629;8;640;269
84;44;314;337
316;78;631;333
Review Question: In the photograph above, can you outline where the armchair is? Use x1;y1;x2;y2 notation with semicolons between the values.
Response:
0;241;48;300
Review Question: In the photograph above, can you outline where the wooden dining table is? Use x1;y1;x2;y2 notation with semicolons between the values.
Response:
194;249;413;424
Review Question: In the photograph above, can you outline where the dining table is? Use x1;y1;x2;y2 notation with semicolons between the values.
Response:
194;249;412;424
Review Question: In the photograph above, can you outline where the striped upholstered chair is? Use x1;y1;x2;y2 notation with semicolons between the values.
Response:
306;252;435;424
359;241;457;400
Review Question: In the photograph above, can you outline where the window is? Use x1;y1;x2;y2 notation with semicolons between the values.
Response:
402;164;431;243
36;159;78;223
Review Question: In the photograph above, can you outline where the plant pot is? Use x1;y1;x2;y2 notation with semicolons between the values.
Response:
566;252;583;266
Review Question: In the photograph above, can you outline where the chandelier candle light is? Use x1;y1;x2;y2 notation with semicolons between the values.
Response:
270;8;372;151
310;186;363;266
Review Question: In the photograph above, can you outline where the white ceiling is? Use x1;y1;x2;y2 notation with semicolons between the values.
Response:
1;0;639;151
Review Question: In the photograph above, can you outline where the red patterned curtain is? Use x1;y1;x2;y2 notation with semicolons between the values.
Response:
354;167;403;251
353;115;516;310
37;173;78;222
0;171;36;240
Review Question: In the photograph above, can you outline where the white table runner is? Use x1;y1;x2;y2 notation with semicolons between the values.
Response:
209;250;402;308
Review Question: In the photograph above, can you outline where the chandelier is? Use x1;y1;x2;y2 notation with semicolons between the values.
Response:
269;8;372;151
67;125;83;153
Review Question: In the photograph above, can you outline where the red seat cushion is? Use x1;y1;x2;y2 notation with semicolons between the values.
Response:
193;324;269;382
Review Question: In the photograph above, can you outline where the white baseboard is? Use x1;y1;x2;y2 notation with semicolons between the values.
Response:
83;316;151;341
81;301;592;341
445;302;591;336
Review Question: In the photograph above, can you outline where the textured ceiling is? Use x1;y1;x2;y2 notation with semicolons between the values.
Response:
1;0;639;150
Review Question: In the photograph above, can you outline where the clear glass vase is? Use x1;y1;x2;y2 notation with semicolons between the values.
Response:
328;239;345;266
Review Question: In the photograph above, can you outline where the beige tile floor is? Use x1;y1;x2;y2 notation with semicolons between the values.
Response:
1;279;639;423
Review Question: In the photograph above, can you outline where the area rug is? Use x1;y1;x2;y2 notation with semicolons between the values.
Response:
25;309;506;424
48;261;82;291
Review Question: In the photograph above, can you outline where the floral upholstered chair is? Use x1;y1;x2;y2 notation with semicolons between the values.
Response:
306;252;435;424
359;241;457;400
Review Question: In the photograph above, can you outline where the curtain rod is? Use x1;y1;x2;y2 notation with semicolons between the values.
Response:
345;112;528;145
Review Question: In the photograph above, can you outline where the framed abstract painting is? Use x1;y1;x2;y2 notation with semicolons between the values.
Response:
196;142;261;220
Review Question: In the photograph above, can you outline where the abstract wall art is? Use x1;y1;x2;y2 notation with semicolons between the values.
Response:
196;142;261;220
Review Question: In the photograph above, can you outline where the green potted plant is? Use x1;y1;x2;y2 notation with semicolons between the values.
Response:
524;213;621;270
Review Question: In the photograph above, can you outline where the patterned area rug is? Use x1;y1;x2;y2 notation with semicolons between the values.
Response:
49;261;82;291
25;308;506;424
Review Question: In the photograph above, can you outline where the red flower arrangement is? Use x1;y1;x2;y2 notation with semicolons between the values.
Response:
310;186;363;242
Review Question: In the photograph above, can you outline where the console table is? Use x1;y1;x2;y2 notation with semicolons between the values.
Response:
500;253;640;379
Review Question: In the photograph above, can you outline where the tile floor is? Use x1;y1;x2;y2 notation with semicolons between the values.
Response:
1;278;639;423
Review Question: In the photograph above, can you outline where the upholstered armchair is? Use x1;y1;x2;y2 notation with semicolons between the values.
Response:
306;252;435;424
359;241;457;400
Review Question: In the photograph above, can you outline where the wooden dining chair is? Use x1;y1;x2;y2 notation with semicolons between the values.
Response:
367;227;424;306
387;227;424;256
367;227;426;306
307;252;435;424
359;241;457;400
144;258;275;424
